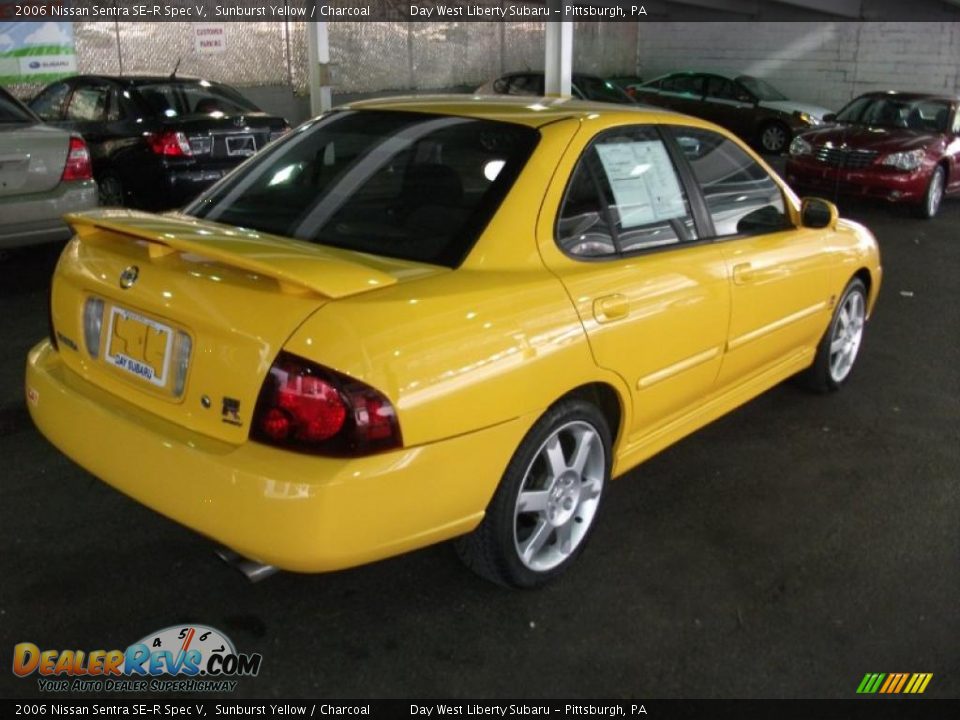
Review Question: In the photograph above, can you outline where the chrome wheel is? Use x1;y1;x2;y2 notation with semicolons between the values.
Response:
513;420;605;573
828;287;865;384
761;123;789;154
926;167;944;218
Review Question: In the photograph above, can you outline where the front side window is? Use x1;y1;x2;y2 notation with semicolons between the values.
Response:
706;77;751;103
557;126;699;258
186;110;538;268
670;126;789;237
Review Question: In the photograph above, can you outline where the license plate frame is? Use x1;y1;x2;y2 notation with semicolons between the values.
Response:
105;306;174;388
225;134;256;158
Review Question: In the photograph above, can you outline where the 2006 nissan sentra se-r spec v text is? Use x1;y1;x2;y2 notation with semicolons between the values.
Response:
26;96;882;588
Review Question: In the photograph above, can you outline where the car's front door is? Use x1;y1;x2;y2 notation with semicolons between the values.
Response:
701;76;757;140
667;125;831;386
538;124;731;442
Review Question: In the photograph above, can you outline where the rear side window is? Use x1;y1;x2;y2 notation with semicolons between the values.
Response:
660;75;704;96
65;85;111;122
557;126;699;258
30;82;70;121
187;110;539;268
669;126;789;237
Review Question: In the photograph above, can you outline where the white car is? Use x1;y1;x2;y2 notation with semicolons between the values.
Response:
0;87;97;249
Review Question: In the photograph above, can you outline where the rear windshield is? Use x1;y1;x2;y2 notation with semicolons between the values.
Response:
185;110;540;268
135;81;259;118
0;88;38;124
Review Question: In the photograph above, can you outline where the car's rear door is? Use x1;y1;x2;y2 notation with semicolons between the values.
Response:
665;125;831;386
537;123;731;441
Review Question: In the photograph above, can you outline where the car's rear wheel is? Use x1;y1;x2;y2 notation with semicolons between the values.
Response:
799;277;867;392
759;122;791;154
456;399;610;588
916;165;945;219
98;176;125;207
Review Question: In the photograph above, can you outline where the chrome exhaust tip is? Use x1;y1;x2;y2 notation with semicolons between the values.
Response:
215;547;279;583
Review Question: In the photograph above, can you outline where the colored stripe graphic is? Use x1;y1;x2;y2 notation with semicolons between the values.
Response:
857;673;932;694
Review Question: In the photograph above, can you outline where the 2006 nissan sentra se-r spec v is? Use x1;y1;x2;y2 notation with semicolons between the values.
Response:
26;96;882;588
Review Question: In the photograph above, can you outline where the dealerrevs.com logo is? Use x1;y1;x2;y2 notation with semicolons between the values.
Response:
12;625;262;693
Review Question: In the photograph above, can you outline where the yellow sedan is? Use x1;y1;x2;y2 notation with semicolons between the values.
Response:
25;97;881;587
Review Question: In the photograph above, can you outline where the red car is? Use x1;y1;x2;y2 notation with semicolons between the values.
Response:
785;91;960;218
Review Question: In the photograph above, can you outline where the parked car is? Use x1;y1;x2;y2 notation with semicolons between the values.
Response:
0;86;97;249
786;91;959;218
27;97;881;587
476;71;636;104
28;75;289;210
634;71;832;154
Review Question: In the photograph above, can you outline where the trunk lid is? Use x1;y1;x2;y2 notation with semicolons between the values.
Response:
169;113;287;161
0;123;69;197
51;209;444;443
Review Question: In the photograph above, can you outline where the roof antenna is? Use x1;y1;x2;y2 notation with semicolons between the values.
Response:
170;57;181;79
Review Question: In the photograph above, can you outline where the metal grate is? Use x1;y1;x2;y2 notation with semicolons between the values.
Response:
814;145;879;169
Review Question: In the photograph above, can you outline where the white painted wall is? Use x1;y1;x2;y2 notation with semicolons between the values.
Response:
636;22;960;112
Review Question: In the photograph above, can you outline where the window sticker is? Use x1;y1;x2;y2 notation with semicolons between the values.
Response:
595;141;687;228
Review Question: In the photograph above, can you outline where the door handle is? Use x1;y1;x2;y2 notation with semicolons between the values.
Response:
732;263;755;285
593;294;629;323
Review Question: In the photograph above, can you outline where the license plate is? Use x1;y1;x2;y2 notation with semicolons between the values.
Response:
226;134;256;157
105;306;174;388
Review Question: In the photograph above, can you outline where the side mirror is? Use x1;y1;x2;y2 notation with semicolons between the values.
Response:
822;112;837;123
801;197;838;229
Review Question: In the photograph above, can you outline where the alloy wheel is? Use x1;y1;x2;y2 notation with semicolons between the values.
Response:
512;420;605;572
828;288;865;384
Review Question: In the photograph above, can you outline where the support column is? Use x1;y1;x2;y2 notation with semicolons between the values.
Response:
307;8;333;116
543;21;573;97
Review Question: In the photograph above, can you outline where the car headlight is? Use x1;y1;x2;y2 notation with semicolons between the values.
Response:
796;111;822;126
789;136;813;156
880;149;925;172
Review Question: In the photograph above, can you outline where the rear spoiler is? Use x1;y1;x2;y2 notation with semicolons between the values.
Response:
64;210;397;299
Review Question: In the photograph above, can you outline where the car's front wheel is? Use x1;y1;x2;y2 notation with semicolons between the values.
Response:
916;165;945;219
799;277;868;392
760;121;791;154
456;399;611;588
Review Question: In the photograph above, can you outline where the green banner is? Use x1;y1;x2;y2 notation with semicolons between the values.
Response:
0;21;77;85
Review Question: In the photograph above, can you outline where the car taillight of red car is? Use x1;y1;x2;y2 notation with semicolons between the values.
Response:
60;136;93;182
252;351;402;456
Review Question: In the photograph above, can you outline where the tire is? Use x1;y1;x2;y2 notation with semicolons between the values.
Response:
915;166;945;219
759;122;791;155
455;399;611;588
98;175;125;207
799;278;868;393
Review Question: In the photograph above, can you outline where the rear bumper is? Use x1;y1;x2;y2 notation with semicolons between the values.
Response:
785;158;929;203
26;341;529;573
0;180;97;248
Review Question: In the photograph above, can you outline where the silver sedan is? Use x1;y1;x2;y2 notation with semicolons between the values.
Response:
0;87;97;249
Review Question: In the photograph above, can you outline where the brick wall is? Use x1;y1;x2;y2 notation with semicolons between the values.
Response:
636;22;960;112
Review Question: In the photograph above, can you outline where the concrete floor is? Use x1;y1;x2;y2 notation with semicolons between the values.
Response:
0;191;957;699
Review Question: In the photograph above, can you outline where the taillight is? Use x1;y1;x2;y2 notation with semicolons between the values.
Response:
252;352;402;456
61;136;92;182
147;130;193;157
